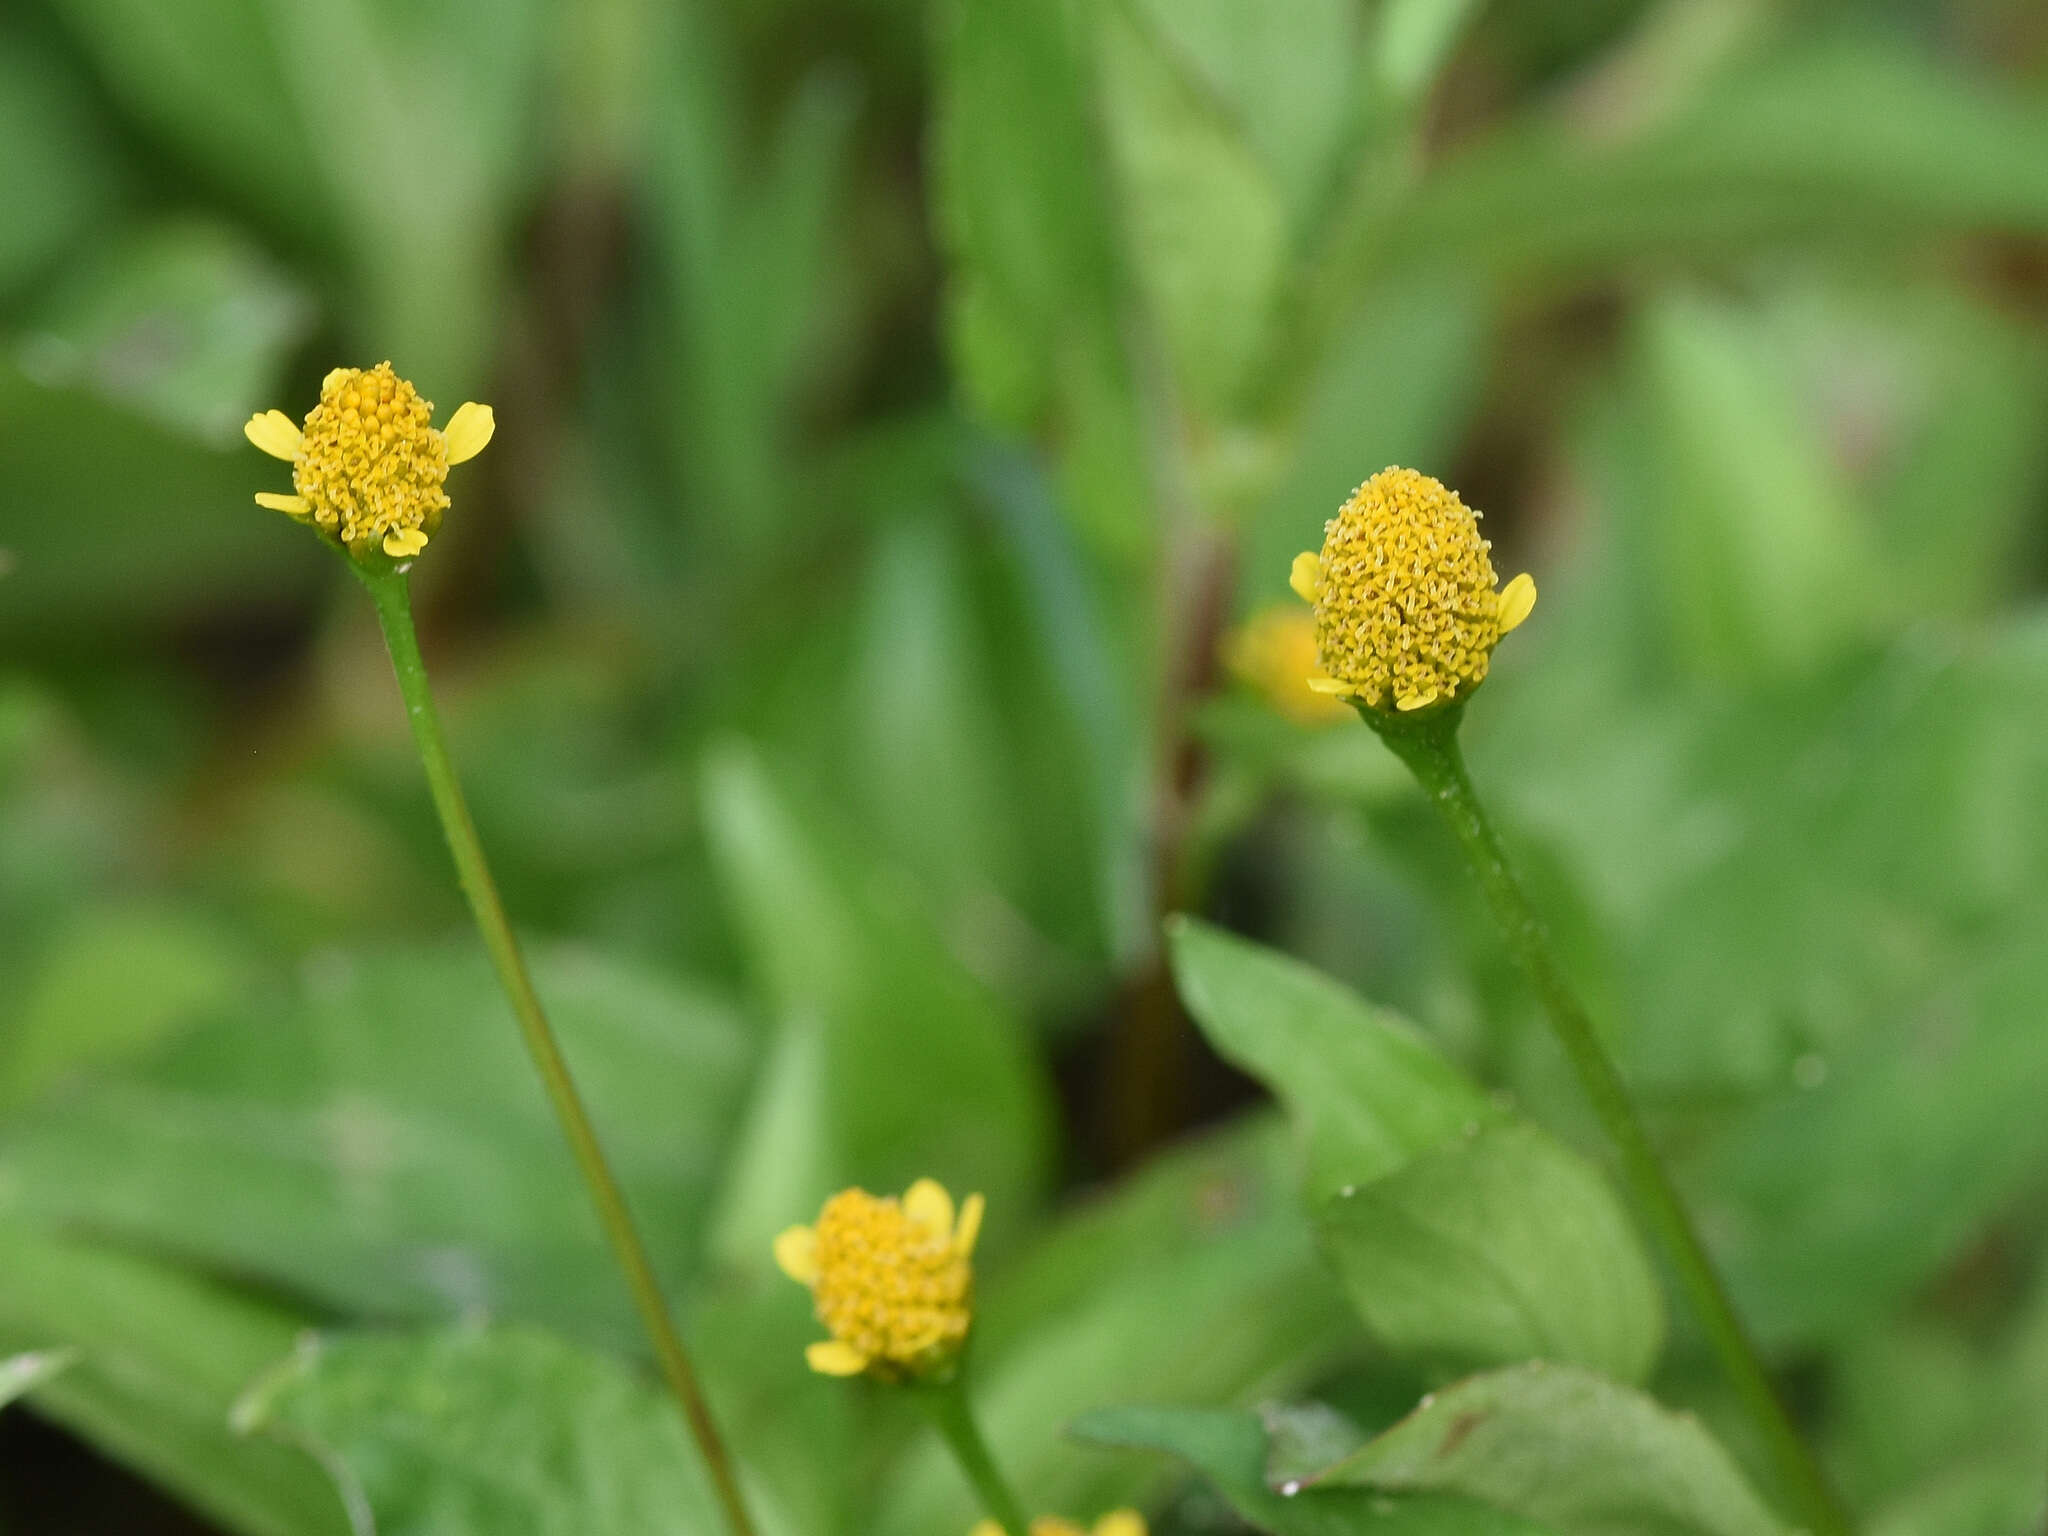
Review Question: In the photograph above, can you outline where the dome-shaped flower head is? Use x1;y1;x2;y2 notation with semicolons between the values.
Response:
971;1513;1145;1536
775;1178;984;1380
244;362;495;562
1290;467;1536;714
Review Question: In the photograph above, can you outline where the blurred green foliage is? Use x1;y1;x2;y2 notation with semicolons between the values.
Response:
4;0;2048;1532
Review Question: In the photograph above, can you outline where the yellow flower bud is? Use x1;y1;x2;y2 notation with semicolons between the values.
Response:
1222;605;1351;725
1292;467;1535;714
774;1178;984;1381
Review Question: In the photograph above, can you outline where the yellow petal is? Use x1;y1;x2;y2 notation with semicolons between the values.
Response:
443;401;496;465
969;1525;1004;1536
954;1192;986;1258
1395;689;1438;712
1496;571;1537;634
805;1340;869;1376
1305;676;1352;695
772;1225;819;1285
1289;551;1323;603
1093;1513;1147;1536
382;528;429;558
903;1178;954;1238
254;492;312;519
244;410;302;460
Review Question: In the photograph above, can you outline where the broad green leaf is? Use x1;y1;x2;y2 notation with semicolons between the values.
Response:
699;741;1052;1266
1124;0;1363;224
234;1324;728;1536
1071;1403;1554;1535
0;1346;75;1408
1096;4;1289;415
0;944;754;1345
1627;289;1886;681
0;1221;347;1536
1691;921;2048;1347
1168;917;1495;1200
1378;38;2048;283
17;219;313;446
931;0;1151;559
1316;1121;1662;1383
874;1116;1364;1535
1318;1363;1791;1536
0;901;258;1113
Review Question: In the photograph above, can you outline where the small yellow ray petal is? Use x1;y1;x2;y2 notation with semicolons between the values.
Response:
383;528;429;558
805;1340;869;1377
1396;689;1438;712
1289;551;1323;603
443;401;496;465
954;1192;986;1258
903;1178;954;1238
1093;1513;1148;1536
254;492;312;519
772;1225;819;1285
1496;571;1537;634
244;410;302;460
1305;676;1353;695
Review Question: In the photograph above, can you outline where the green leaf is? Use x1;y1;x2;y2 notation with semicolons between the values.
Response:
0;944;754;1345
0;901;257;1113
0;1221;348;1536
17;219;314;446
699;741;1053;1267
1627;289;1885;680
1316;1121;1663;1383
1071;1403;1554;1535
1096;4;1289;415
234;1324;724;1536
874;1115;1364;1534
1168;917;1496;1200
1380;38;2048;283
0;1346;76;1408
1318;1364;1791;1536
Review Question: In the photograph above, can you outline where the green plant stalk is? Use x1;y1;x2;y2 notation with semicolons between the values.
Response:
1366;702;1851;1536
918;1374;1030;1536
358;567;757;1536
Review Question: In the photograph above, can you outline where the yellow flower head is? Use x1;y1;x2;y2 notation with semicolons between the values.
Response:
244;362;495;561
1222;605;1350;726
971;1513;1145;1536
1290;467;1536;714
775;1178;984;1380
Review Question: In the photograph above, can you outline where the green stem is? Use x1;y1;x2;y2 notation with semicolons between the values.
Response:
357;567;757;1536
1368;703;1851;1536
918;1375;1031;1536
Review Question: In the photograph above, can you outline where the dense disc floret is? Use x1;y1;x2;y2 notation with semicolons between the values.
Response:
1291;467;1535;713
775;1179;983;1379
294;362;450;556
244;362;494;561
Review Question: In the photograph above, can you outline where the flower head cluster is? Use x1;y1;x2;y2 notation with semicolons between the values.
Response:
1222;606;1350;725
245;362;494;561
775;1178;984;1380
971;1513;1145;1536
1291;467;1535;713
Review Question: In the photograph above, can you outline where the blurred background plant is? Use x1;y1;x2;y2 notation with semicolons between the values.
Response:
3;0;2048;1532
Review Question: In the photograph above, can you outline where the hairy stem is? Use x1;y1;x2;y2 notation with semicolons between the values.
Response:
1369;703;1851;1536
358;567;757;1536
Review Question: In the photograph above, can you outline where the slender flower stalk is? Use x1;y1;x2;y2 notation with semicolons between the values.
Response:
1291;468;1849;1536
359;569;756;1536
921;1376;1032;1536
246;367;757;1536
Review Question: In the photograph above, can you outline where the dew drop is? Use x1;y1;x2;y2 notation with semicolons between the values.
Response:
1278;1481;1302;1498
